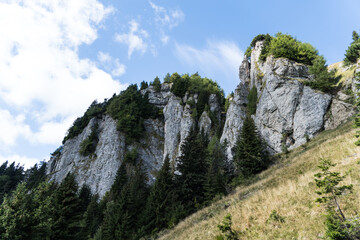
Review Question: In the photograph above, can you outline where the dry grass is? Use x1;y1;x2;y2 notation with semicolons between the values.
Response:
157;121;360;240
328;61;356;85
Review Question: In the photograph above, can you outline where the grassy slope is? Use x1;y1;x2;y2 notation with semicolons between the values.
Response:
157;121;360;239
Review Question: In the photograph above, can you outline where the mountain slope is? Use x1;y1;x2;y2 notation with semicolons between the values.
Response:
157;121;360;239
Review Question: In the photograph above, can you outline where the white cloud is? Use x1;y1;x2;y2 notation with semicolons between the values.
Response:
174;40;243;81
97;51;126;77
149;1;184;29
0;109;32;146
0;154;41;170
0;0;127;151
114;20;148;58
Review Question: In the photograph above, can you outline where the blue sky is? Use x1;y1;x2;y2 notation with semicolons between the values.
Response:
0;0;360;168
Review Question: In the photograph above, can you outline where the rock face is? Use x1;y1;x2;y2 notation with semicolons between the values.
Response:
220;40;353;157
47;39;357;197
48;85;219;197
47;115;126;198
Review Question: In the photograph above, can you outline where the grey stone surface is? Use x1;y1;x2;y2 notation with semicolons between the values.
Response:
163;95;183;161
324;98;355;130
292;87;331;149
220;81;248;159
47;115;125;198
199;111;212;136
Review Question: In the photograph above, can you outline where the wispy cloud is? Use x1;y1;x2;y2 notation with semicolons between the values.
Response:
174;40;243;82
97;51;126;77
114;20;149;58
0;0;127;166
149;1;184;44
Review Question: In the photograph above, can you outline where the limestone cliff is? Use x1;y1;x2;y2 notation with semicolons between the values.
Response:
220;40;356;157
47;40;357;197
47;83;222;197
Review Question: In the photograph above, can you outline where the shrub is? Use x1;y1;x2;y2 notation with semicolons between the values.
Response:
107;84;158;144
304;55;341;93
247;85;257;115
216;214;239;240
79;123;99;156
63;100;108;143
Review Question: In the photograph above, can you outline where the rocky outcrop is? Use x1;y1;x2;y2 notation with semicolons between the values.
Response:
47;115;126;198
221;40;353;157
220;81;248;159
48;39;357;197
48;85;216;196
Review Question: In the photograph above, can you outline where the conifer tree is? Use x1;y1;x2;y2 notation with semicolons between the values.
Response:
175;128;209;214
53;173;83;240
80;194;102;239
144;155;174;233
101;149;149;240
31;181;57;240
233;115;269;180
204;137;228;203
0;183;33;240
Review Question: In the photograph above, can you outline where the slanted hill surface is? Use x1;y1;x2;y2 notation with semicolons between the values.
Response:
157;121;360;239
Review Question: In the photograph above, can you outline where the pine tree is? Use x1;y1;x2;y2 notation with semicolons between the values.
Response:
53;173;83;240
101;150;149;240
31;181;57;240
204;137;228;203
233;115;269;180
25;162;47;190
80;194;102;239
175;129;209;214
0;183;33;240
144;155;174;233
0;161;25;203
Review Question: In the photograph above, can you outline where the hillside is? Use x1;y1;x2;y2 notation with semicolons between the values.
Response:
157;120;360;239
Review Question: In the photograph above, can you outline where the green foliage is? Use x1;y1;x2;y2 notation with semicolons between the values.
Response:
24;162;47;190
163;73;171;83
247;85;258;115
170;72;189;97
204;137;230;203
54;173;84;240
144;155;175;234
151;76;161;92
354;73;360;146
0;161;24;203
0;183;33;240
216;214;239;240
314;158;359;239
100;149;149;240
63;100;107;143
304;55;341;93
233;115;269;180
265;33;318;65
266;210;285;224
175;129;209;216
107;84;158;144
344;30;360;65
140;80;148;90
79;122;99;156
324;210;350;240
171;73;224;121
250;34;272;48
352;31;359;42
245;46;252;58
314;158;353;209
